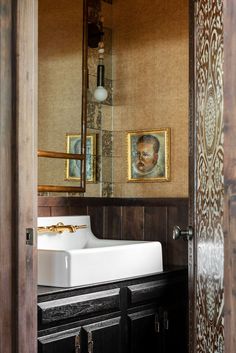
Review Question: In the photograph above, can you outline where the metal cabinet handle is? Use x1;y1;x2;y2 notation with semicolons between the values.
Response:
173;225;193;241
75;335;81;353
163;311;169;330
155;313;160;333
88;332;94;353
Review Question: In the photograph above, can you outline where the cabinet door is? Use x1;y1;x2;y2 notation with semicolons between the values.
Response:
38;327;81;353
128;308;162;353
162;303;187;353
82;317;122;353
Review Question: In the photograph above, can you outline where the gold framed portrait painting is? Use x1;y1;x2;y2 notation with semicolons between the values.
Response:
127;128;170;182
65;134;97;183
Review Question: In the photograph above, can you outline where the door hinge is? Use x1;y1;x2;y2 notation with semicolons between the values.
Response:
75;335;81;353
88;332;94;353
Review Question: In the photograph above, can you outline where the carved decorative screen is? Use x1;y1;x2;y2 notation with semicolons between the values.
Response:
195;0;224;352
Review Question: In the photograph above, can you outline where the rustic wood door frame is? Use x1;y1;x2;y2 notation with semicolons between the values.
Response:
3;1;236;353
188;0;225;353
0;1;38;353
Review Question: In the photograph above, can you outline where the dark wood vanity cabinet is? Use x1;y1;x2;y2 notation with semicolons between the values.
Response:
128;308;162;353
38;325;82;353
38;317;122;353
126;273;188;353
38;268;187;353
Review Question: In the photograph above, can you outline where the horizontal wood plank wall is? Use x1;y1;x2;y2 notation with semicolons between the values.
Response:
38;197;188;266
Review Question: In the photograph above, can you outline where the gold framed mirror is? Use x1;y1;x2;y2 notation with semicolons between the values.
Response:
38;0;88;193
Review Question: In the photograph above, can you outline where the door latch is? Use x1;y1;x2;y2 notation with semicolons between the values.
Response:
26;228;34;246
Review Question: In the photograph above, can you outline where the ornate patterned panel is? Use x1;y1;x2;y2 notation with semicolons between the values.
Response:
195;0;224;352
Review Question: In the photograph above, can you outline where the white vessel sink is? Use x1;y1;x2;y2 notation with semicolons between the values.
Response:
38;216;163;287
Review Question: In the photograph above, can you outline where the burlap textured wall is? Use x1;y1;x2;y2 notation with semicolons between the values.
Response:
38;0;83;187
112;0;189;197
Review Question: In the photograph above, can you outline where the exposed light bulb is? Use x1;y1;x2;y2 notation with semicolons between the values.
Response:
94;86;108;102
94;29;107;102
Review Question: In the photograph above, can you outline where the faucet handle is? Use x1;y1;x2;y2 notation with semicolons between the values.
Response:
38;223;87;234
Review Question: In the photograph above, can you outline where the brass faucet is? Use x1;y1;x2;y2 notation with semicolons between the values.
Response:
37;222;87;234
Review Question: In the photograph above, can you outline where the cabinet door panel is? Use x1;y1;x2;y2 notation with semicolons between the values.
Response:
38;327;81;353
83;317;122;353
162;304;187;353
128;309;162;353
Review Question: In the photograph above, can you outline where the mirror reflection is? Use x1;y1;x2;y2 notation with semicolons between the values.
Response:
38;0;188;199
38;0;86;192
85;0;188;198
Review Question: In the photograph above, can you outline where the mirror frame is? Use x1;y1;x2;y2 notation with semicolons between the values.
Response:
38;0;88;193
